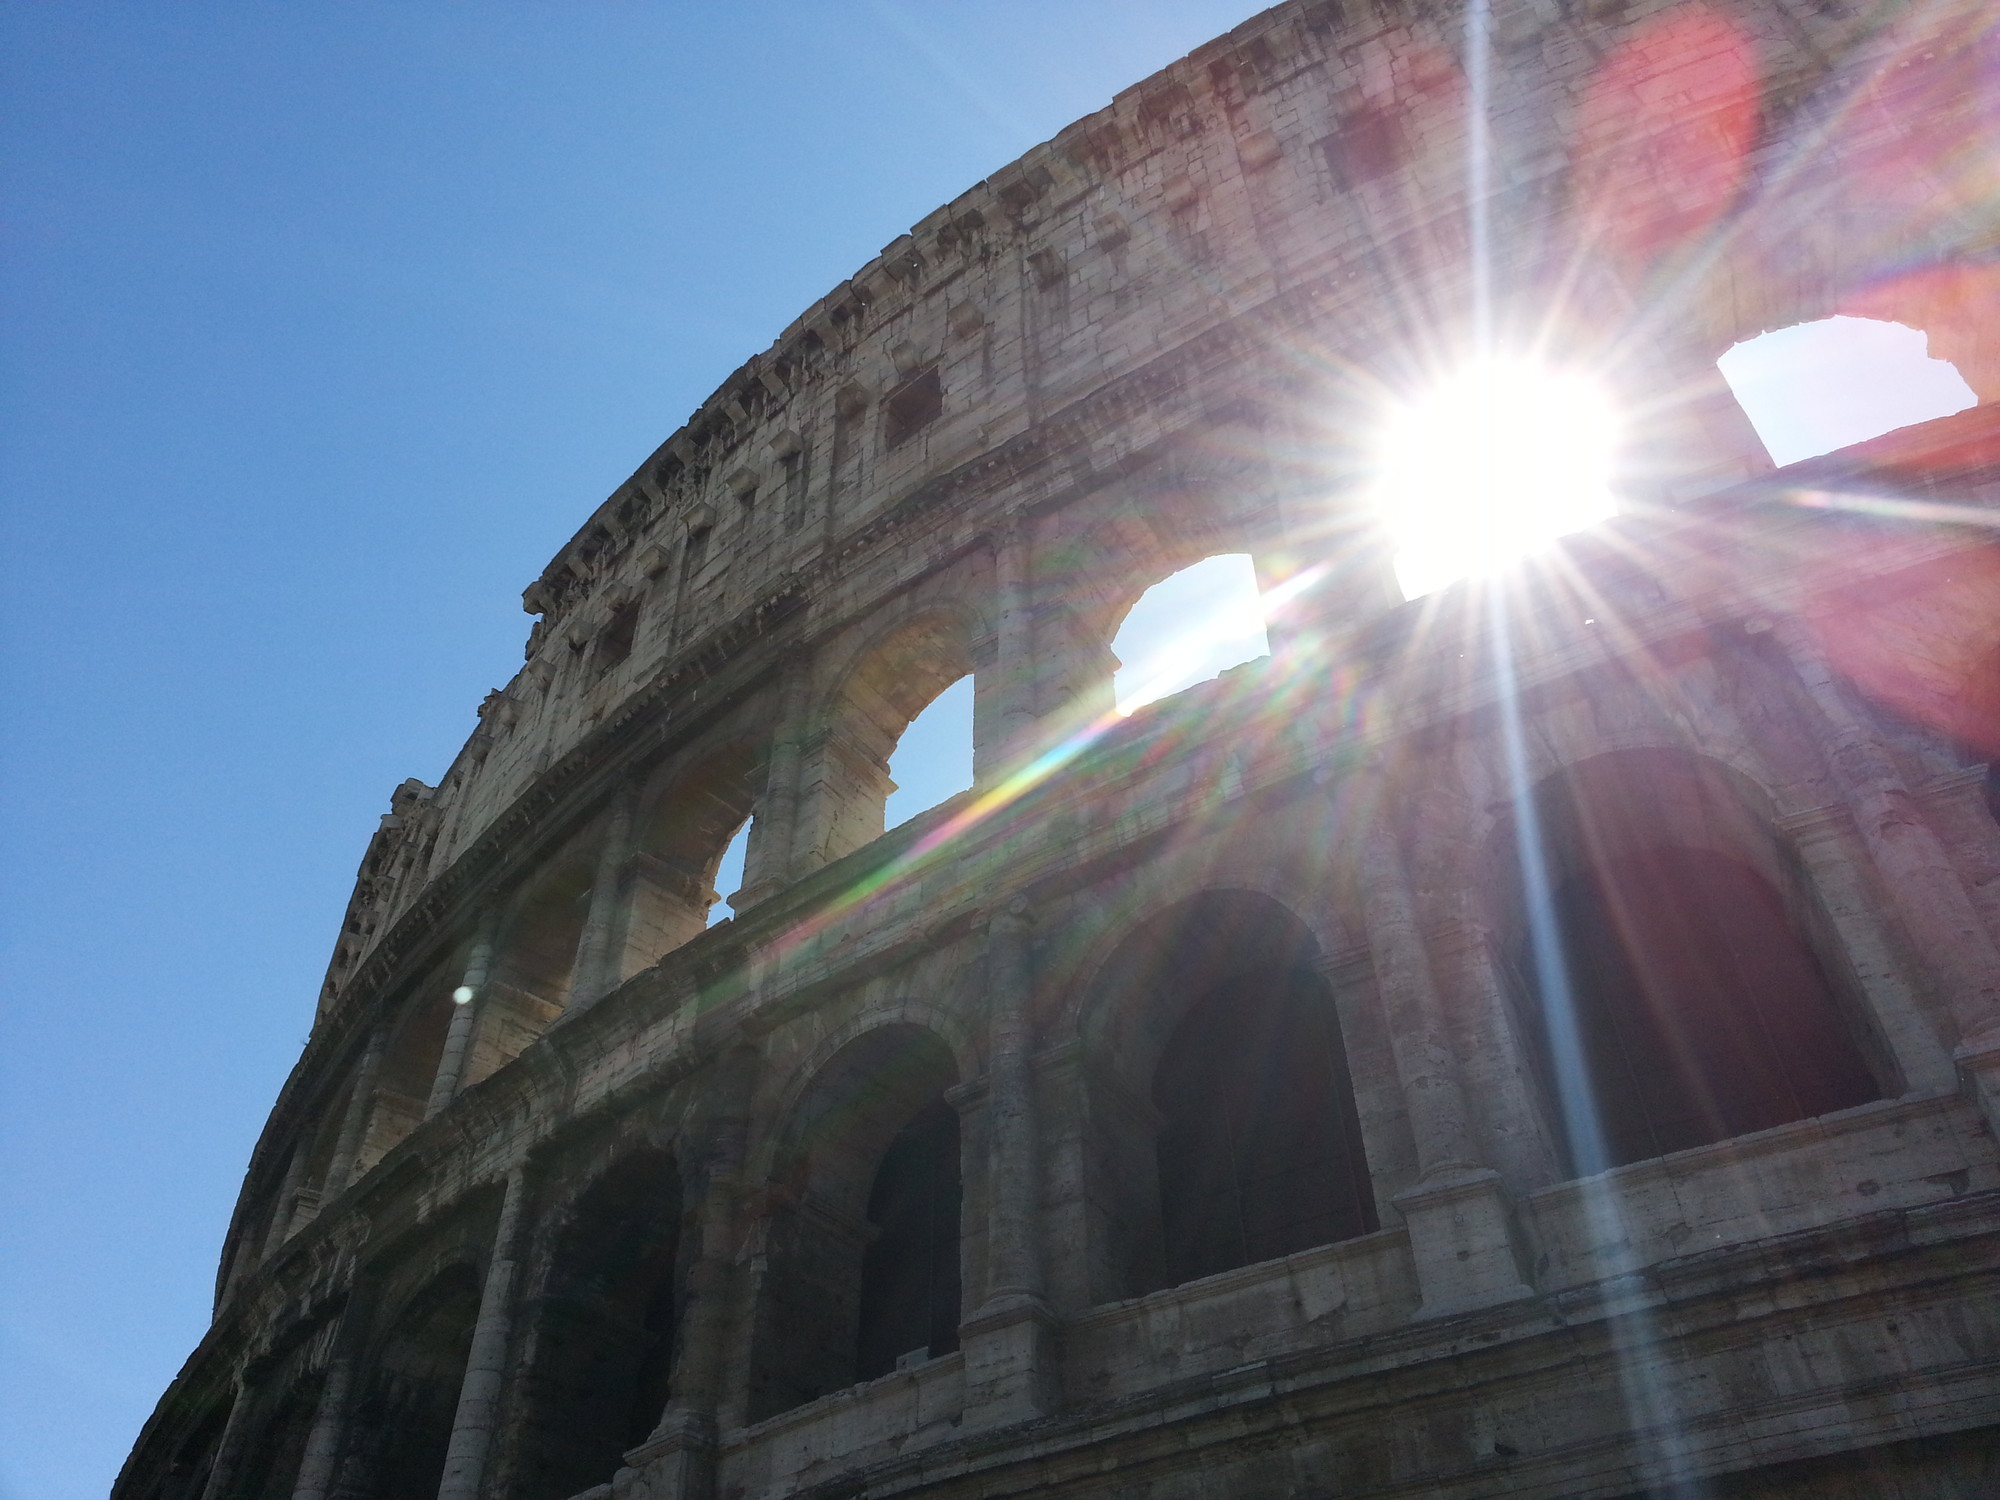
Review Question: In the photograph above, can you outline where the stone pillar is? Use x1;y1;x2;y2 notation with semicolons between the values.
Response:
288;1337;357;1500
623;1049;757;1500
569;785;639;1012
436;1168;529;1500
1362;816;1477;1179
789;724;840;879
1431;913;1567;1193
737;661;811;909
982;900;1044;1303
977;521;1036;786
960;898;1060;1427
196;1369;259;1500
1358;793;1534;1319
1037;599;1118;740
1772;621;2000;1075
425;913;499;1120
322;1025;388;1201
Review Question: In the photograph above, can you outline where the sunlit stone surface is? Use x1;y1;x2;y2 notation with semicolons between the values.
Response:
120;4;2000;1499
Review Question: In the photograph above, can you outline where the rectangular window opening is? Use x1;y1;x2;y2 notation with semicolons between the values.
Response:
595;603;640;674
883;368;943;451
1322;106;1406;187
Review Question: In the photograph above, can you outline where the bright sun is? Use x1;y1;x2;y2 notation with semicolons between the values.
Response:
1377;359;1620;600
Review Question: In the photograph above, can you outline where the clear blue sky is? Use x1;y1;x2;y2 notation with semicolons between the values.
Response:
0;5;1261;1496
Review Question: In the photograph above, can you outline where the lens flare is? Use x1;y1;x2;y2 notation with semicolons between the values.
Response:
1377;360;1619;600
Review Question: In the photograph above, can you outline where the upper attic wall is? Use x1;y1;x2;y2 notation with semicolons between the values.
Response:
382;0;1994;908
514;0;1989;639
517;2;1343;632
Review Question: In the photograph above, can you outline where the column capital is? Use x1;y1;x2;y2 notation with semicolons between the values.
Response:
435;1167;530;1500
979;881;1050;1412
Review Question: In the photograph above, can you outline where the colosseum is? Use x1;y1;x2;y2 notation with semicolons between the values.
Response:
120;1;2000;1497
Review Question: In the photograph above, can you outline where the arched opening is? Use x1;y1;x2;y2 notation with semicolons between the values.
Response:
147;1401;228;1500
746;1025;961;1421
1546;847;1878;1164
443;843;597;1091
626;745;761;951
355;975;457;1176
1085;892;1376;1301
855;1096;962;1380
1497;749;1884;1175
884;675;974;829
1110;555;1268;714
810;616;974;864
1717;316;1976;467
491;857;592;1014
706;818;751;927
513;1150;683;1498
233;1375;321;1500
269;1075;354;1242
339;1267;481;1500
1152;964;1376;1288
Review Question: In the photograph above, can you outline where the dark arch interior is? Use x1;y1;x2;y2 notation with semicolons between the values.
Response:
494;859;593;1009
1503;751;1882;1175
360;980;457;1170
513;1150;683;1498
746;1025;960;1421
235;1376;321;1500
1090;891;1377;1301
627;745;763;959
1533;846;1879;1170
819;616;974;864
148;1400;228;1500
855;1097;962;1381
1153;964;1377;1288
338;1267;481;1500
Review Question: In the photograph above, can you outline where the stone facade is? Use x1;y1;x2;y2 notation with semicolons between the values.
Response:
119;1;2000;1497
